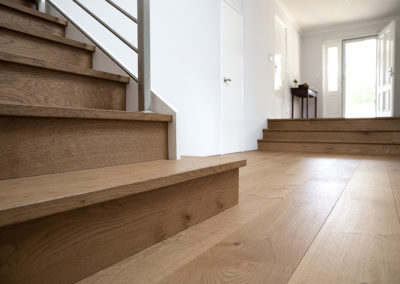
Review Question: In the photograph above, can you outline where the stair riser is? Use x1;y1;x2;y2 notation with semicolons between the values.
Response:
0;61;126;110
258;141;400;155
0;5;65;37
9;0;35;9
0;169;238;284
0;116;169;180
263;131;400;144
0;27;92;68
269;120;400;131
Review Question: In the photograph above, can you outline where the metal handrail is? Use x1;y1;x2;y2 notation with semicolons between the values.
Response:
73;0;138;53
105;0;137;24
44;0;151;112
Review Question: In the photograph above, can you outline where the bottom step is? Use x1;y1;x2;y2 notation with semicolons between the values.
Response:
258;140;400;155
0;157;246;284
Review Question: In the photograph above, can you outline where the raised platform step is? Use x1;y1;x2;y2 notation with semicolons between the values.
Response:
268;117;400;131
0;103;172;180
0;157;246;283
258;140;400;155
0;0;67;37
0;52;128;110
7;0;35;9
263;129;400;144
0;23;95;67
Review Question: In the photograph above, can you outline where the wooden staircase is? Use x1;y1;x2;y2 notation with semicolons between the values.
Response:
0;1;246;283
258;117;400;155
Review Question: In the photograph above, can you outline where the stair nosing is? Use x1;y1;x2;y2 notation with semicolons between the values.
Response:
0;159;247;227
0;51;130;83
258;139;400;146
0;103;173;122
0;0;67;26
0;23;95;51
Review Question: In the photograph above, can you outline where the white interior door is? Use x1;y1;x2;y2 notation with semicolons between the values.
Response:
377;21;395;117
323;41;343;118
221;0;244;154
274;16;287;118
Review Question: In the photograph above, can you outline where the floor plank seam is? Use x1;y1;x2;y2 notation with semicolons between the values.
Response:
285;157;363;284
387;164;400;224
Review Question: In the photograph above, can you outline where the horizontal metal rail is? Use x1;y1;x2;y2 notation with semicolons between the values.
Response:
73;0;138;53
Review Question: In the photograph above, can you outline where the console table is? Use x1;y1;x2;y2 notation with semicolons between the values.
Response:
291;87;318;118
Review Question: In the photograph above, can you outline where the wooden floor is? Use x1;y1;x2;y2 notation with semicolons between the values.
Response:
80;151;400;284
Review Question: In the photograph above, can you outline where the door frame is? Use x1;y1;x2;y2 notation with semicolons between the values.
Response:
342;35;378;118
220;0;244;155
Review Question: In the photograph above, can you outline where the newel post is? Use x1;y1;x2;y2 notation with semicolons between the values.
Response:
137;0;151;112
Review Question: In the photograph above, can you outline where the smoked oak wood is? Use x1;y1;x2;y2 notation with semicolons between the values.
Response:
0;24;93;67
0;103;173;122
80;152;361;284
0;23;94;67
0;157;246;227
0;0;66;36
268;117;400;131
288;159;400;283
0;113;170;180
0;54;127;110
263;129;400;144
4;0;35;9
0;167;242;284
258;140;400;155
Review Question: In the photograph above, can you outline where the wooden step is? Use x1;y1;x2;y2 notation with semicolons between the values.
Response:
0;23;95;67
258;140;400;155
0;103;172;180
263;130;400;144
0;157;246;284
268;117;400;131
5;0;35;9
0;0;66;37
0;52;128;110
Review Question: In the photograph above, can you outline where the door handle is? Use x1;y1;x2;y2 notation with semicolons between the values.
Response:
224;78;232;83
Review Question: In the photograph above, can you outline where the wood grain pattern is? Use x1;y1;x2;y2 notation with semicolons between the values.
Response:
268;118;400;131
0;157;246;227
0;25;93;67
4;0;35;9
258;141;400;155
79;152;361;284
0;60;127;110
263;130;400;144
0;103;173;122
288;159;400;284
0;51;129;82
0;115;169;180
0;169;240;284
0;2;66;36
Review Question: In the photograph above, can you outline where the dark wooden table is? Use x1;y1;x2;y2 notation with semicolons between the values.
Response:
291;87;318;118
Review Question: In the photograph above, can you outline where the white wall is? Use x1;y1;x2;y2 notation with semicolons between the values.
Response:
48;0;301;156
243;0;301;150
301;17;400;118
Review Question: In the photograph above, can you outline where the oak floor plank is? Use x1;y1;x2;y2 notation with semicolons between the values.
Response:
288;159;400;284
80;152;360;284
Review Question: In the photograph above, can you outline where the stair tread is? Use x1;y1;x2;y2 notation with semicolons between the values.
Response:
258;139;400;145
0;51;129;83
0;157;246;228
0;103;173;121
0;22;95;51
0;0;67;26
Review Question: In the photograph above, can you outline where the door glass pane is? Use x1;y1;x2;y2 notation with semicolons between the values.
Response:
327;47;338;92
344;38;377;118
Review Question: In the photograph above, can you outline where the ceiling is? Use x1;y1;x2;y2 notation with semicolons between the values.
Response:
280;0;400;32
